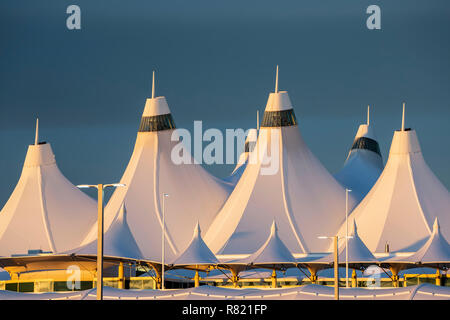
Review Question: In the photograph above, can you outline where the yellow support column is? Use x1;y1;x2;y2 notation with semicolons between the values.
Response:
271;270;277;288
194;271;200;288
436;269;441;286
118;262;125;289
310;273;317;284
152;265;162;289
307;267;318;284
389;266;400;288
231;269;239;288
351;269;357;288
392;273;399;288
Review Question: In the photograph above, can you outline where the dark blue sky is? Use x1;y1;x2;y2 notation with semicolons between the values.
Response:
1;0;449;205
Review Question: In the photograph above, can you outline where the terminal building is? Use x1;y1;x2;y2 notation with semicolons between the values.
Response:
0;72;448;293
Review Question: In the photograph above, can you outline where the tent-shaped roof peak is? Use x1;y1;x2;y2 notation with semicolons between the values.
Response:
390;129;421;155
334;107;383;203
70;203;144;260
0;124;97;256
23;119;56;167
355;124;376;141
23;141;56;167
349;105;381;156
244;220;296;264
116;202;128;224
343;219;376;262
391;102;420;154
339;117;450;253
264;91;293;112
354;105;377;140
270;219;277;235
322;220;376;263
138;71;175;132
193;221;201;239
205;76;357;255
261;92;296;126
171;222;219;266
352;219;358;234
433;217;440;233
141;70;171;117
264;66;293;112
81;84;231;261
403;217;450;264
142;96;171;117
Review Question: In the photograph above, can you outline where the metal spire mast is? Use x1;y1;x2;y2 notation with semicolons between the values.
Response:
401;102;406;131
152;70;156;99
257;110;260;131
275;65;279;93
35;118;39;145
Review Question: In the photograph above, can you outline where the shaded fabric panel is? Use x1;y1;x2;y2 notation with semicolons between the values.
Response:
245;141;256;152
138;114;176;132
261;109;298;127
351;137;381;156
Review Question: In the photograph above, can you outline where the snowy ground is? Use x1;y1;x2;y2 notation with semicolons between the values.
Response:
0;283;449;300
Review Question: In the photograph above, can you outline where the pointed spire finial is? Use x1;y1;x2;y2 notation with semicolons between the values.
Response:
433;217;440;233
353;219;358;235
275;65;279;93
35;118;39;145
118;202;127;223
367;105;370;126
270;219;278;236
193;221;201;238
152;70;156;99
257;110;260;131
401;102;406;131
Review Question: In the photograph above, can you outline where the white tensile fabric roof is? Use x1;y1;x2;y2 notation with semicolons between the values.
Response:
392;218;450;264
317;220;376;264
337;125;450;253
69;204;144;260
0;128;97;256
334;108;384;203
80;88;231;262
243;220;296;265
204;81;357;255
171;222;219;266
1;284;449;300
223;129;257;186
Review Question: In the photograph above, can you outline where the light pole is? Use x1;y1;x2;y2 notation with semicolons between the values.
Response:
345;189;352;288
319;235;353;300
77;183;126;300
161;193;169;290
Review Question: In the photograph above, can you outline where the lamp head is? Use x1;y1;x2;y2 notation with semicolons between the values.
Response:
77;184;95;189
